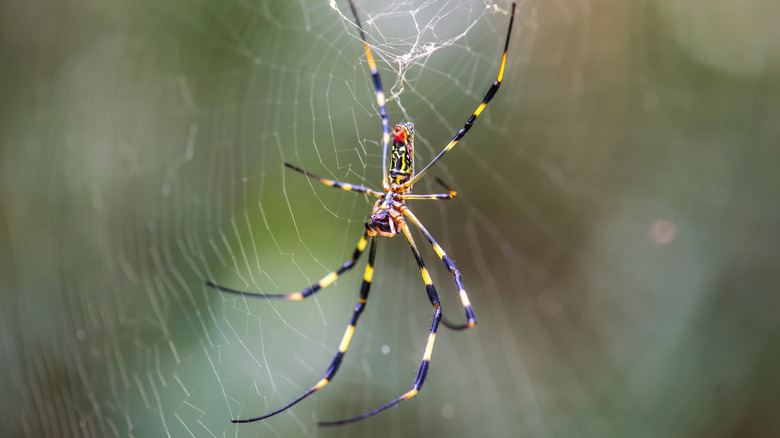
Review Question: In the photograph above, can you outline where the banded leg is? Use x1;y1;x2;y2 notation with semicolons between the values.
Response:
206;230;370;300
284;163;382;198
318;223;443;426
404;2;516;187
232;236;379;423
347;0;392;188
402;177;458;201
404;208;476;330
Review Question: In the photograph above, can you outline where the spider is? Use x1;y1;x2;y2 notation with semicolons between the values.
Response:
207;0;516;427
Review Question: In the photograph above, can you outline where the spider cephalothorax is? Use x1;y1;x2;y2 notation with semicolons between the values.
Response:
367;191;406;237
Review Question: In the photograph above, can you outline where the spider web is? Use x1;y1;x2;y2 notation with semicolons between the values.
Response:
3;0;780;437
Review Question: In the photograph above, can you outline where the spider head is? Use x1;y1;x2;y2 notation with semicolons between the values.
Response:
367;208;397;237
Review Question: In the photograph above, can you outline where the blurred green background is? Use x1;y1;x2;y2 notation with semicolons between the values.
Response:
2;0;779;437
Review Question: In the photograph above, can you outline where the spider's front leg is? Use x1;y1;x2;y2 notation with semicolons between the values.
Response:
318;222;443;426
404;208;476;330
232;236;380;423
206;229;371;300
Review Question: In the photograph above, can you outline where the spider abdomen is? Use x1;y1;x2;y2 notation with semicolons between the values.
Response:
389;122;415;187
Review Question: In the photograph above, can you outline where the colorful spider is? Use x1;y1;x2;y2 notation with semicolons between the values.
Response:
207;0;516;427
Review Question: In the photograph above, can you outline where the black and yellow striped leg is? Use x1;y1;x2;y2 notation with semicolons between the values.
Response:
402;193;456;200
347;0;392;187
284;163;382;198
402;177;459;201
403;208;476;330
232;236;379;423
404;2;516;187
318;223;443;426
206;231;370;300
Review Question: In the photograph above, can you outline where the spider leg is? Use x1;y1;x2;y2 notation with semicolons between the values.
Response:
318;222;442;426
231;236;379;423
401;177;458;200
402;193;456;200
404;2;516;188
403;208;476;330
206;230;370;300
347;0;392;188
285;163;382;198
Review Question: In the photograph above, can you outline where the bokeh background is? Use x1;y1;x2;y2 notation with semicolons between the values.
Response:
2;0;779;437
